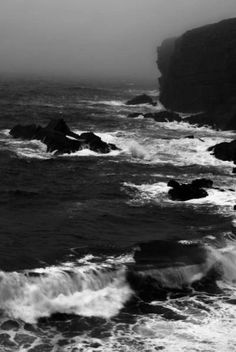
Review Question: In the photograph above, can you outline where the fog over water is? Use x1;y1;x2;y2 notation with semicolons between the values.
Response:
0;0;236;81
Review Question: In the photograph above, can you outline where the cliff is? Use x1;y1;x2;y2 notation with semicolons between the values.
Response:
157;18;236;114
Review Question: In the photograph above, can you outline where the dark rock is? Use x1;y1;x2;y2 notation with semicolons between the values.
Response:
89;342;102;348
167;178;210;201
133;240;207;266
10;124;41;140
233;167;236;173
10;119;118;155
79;132;114;154
24;323;37;332
226;299;236;304
1;320;20;331
234;205;236;211
157;18;236;114
128;113;144;118
143;110;181;122
126;94;156;106
0;333;16;347
208;140;236;164
185;107;236;131
185;135;195;139
14;333;36;346
57;339;69;346
28;343;53;352
191;178;213;189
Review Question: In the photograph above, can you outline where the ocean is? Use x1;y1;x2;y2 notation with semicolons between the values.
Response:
0;78;236;352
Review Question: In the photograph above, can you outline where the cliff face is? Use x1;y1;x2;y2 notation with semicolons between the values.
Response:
157;18;236;113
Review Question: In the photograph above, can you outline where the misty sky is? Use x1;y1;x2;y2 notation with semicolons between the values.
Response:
0;0;236;81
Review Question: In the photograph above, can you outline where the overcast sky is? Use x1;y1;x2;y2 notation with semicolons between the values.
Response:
0;0;236;81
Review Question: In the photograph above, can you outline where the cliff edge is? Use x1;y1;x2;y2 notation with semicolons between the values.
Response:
157;18;236;114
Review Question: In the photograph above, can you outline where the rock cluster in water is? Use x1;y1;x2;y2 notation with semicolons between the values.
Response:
167;178;213;201
10;119;118;155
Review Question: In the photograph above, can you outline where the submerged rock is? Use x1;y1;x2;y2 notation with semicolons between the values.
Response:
167;178;212;201
126;94;156;106
10;119;119;155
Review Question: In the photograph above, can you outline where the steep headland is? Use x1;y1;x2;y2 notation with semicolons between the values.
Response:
157;18;236;118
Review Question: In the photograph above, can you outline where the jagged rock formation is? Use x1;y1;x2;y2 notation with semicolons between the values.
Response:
10;119;118;155
157;18;236;117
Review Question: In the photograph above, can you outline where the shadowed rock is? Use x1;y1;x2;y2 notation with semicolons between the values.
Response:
208;140;236;164
10;119;119;155
125;240;221;301
144;110;181;122
157;18;236;113
126;94;156;106
157;18;236;131
167;178;212;201
127;113;144;118
127;110;181;122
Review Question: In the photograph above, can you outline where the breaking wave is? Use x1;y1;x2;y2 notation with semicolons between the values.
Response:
1;239;236;324
0;260;132;324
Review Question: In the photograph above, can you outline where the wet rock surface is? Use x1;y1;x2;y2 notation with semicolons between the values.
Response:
126;94;156;106
157;18;236;114
208;139;236;164
10;118;118;155
167;178;211;201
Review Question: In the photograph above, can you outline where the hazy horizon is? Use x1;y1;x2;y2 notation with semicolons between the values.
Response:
0;0;236;83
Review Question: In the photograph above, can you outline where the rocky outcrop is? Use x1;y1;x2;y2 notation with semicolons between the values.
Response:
167;178;212;201
208;140;236;164
10;119;118;155
126;94;156;106
185;106;236;130
128;110;181;122
157;18;236;120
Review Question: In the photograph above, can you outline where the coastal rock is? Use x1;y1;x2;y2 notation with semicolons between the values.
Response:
126;240;210;301
157;18;236;114
128;110;181;122
134;240;207;266
1;320;20;331
167;178;211;201
208;140;236;163
185;107;236;131
10;119;118;155
144;110;181;122
128;113;144;118
126;94;156;106
10;124;41;140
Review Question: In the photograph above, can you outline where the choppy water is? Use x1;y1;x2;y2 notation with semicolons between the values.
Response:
0;78;236;351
